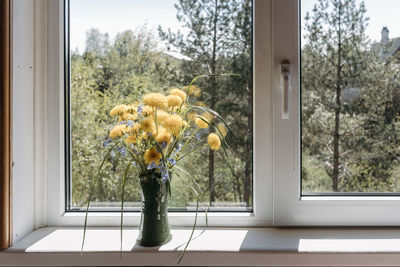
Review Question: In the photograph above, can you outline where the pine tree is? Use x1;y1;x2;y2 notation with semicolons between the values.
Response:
302;0;371;191
159;0;236;205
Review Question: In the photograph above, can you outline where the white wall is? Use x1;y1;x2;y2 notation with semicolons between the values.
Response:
12;0;35;243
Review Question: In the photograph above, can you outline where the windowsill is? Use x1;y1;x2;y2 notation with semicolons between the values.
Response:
2;228;400;266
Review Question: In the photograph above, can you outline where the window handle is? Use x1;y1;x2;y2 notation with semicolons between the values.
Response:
281;60;291;119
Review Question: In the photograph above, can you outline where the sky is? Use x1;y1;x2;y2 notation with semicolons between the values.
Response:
71;0;400;53
70;0;181;53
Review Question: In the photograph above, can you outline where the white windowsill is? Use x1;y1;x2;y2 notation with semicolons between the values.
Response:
2;228;400;266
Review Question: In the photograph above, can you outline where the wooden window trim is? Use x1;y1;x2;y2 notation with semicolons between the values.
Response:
0;0;12;250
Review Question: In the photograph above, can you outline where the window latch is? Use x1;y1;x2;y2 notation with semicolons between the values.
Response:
281;60;291;120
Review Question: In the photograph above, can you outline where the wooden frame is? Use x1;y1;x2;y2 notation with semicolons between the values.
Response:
0;0;12;249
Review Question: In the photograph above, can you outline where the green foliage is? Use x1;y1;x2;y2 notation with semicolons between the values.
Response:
302;0;400;193
71;0;253;209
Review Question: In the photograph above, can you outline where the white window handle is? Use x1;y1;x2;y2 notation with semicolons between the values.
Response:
281;60;290;119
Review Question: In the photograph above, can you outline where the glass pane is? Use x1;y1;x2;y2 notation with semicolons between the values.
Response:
301;0;400;193
68;0;253;210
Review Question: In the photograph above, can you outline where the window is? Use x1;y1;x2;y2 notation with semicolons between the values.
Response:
45;0;271;227
44;0;400;228
66;0;254;212
301;0;400;195
273;0;400;226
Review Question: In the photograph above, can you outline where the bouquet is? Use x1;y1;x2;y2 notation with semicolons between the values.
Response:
82;76;232;262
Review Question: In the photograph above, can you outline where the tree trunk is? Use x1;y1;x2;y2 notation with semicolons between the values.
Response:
208;0;219;205
332;5;342;192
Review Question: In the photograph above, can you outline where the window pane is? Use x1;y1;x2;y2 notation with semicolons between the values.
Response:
68;0;253;210
301;0;400;193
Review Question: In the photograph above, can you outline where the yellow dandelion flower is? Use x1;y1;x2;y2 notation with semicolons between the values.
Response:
195;101;206;107
142;105;153;116
154;110;169;123
144;147;162;164
217;123;228;137
195;112;212;128
124;123;139;134
143;93;167;109
167;94;183;107
126;104;137;114
207;133;221;151
201;112;214;122
110;104;128;117
140;117;155;133
163;114;183;136
154;127;171;144
125;135;137;144
185;85;201;97
187;112;197;121
109;125;126;138
195;117;208;128
170;88;187;102
121;112;137;121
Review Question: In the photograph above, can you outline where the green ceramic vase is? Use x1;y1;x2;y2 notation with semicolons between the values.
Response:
136;172;172;247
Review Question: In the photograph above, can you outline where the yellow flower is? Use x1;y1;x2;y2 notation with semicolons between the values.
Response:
144;147;162;164
217;123;228;137
121;113;137;121
170;88;187;102
109;125;126;138
202;112;214;121
143;93;167;109
186;85;201;97
167;94;183;107
110;104;128;117
187;112;197;121
125;135;137;144
207;133;221;151
124;123;140;134
140;117;155;133
154;127;171;143
142;105;153;116
154;110;169;123
194;101;206;107
126;104;137;114
195;113;212;128
163;114;183;136
195;118;208;128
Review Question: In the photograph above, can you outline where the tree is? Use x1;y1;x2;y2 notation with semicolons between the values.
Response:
159;0;239;205
302;0;371;191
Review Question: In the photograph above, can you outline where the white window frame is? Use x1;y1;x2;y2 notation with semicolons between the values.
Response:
42;0;273;227
272;0;400;226
14;0;400;238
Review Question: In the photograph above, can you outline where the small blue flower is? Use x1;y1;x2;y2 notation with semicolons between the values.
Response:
119;120;126;125
126;120;134;127
117;146;126;157
167;158;176;166
161;169;169;183
147;162;156;170
110;150;116;158
102;137;112;148
137;105;143;116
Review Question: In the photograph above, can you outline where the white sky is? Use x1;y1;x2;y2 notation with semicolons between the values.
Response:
71;0;400;53
301;0;400;43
